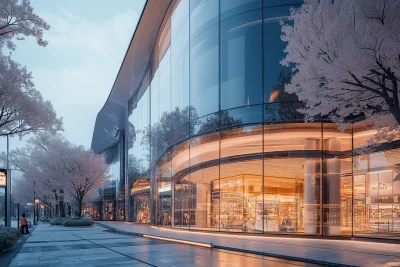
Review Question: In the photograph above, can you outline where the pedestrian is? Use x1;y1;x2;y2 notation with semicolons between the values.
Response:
20;213;30;234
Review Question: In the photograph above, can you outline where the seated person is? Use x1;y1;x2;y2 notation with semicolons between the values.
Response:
20;213;30;234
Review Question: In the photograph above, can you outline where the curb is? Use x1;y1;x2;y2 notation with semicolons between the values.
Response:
96;222;213;248
95;222;357;267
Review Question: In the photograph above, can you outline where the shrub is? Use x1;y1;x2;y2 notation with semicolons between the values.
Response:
62;218;94;227
49;217;69;225
0;226;21;252
40;217;51;223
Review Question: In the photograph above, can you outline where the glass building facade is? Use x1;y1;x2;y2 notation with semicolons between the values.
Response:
90;0;400;239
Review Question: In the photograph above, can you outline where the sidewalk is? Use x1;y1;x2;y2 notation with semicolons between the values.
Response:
8;223;323;267
97;221;400;267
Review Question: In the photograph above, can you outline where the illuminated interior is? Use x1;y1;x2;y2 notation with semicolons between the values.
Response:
153;123;400;237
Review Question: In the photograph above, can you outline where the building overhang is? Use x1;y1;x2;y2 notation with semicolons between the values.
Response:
91;0;172;153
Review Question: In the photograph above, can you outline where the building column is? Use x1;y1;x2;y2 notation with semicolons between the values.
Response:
324;138;341;236
195;183;208;227
304;139;319;235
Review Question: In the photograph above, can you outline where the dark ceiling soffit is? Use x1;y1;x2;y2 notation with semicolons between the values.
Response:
91;0;172;153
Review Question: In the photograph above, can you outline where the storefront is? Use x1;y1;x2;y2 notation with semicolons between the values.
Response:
131;179;151;223
91;0;400;239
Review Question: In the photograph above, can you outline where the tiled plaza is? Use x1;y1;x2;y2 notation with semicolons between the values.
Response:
8;224;323;267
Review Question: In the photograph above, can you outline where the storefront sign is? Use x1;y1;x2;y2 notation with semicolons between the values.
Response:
0;170;6;186
371;184;392;191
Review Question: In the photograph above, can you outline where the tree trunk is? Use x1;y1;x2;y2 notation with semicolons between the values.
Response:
67;203;71;217
59;201;66;217
78;197;83;218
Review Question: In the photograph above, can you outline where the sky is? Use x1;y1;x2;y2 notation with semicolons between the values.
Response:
0;0;146;154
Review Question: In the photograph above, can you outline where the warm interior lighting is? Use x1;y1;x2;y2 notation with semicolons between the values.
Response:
159;185;171;193
143;234;213;248
353;130;377;138
269;89;280;102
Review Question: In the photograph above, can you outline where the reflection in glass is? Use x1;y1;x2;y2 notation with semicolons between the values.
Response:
171;0;189;116
190;0;219;117
159;48;171;122
221;0;262;110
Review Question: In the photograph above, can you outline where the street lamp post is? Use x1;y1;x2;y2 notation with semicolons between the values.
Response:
33;193;36;225
5;135;11;227
36;199;39;223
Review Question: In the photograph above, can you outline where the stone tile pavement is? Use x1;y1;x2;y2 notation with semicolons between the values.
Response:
7;223;324;267
97;221;400;267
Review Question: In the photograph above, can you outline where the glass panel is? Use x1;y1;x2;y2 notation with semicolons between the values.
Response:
221;0;262;19
221;0;262;110
224;105;263;126
151;49;173;166
151;71;159;126
194;112;220;135
159;48;171;121
264;123;322;234
263;5;295;104
151;71;160;167
133;195;151;223
220;125;263;233
171;0;189;118
102;201;116;221
172;141;190;228
263;0;303;8
220;125;263;159
0;187;4;225
128;88;150;222
171;122;190;145
156;152;172;226
190;0;219;117
264;102;304;123
102;143;122;221
190;132;220;231
353;121;400;238
322;123;352;236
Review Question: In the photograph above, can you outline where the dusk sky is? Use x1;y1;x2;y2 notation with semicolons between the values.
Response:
0;0;146;153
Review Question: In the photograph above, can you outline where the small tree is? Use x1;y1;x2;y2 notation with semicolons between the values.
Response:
281;0;400;144
11;133;109;217
60;147;109;217
11;133;69;216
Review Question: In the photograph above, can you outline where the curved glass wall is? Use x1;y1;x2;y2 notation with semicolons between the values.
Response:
121;0;400;238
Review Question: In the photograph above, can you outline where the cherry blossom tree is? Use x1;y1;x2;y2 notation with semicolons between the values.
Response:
11;133;69;216
281;0;400;144
11;133;109;217
59;147;109;217
0;54;63;137
0;0;50;51
0;0;62;137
